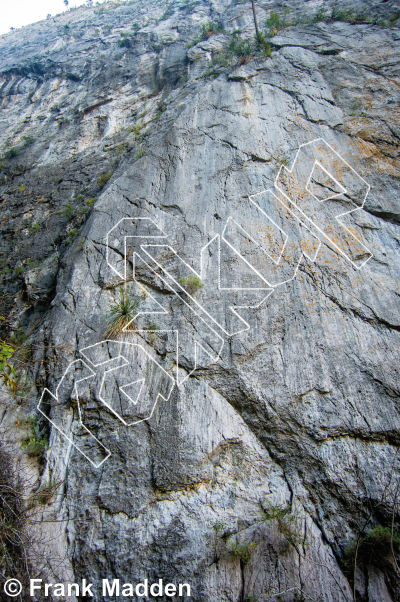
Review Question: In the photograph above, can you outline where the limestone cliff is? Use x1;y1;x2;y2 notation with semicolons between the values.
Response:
1;0;400;600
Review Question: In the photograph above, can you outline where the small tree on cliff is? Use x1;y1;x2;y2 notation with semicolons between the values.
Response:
250;0;271;56
251;0;260;38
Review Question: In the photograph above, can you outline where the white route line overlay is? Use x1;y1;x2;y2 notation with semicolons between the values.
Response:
123;259;226;384
37;359;110;468
40;137;374;467
223;192;322;288
106;217;272;338
275;137;373;269
140;242;273;336
37;342;175;468
80;341;175;427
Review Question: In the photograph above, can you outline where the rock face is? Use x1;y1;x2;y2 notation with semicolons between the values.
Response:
1;0;400;600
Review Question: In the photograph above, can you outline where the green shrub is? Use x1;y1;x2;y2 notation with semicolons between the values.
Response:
265;9;291;36
129;124;142;135
3;136;35;159
228;539;257;564
156;103;167;120
64;203;75;220
23;136;35;148
21;436;48;459
213;521;227;534
148;322;160;342
389;12;400;26
309;9;329;24
178;274;204;294
29;222;41;234
261;503;290;522
118;37;131;48
200;21;223;38
19;415;48;461
261;502;302;546
3;147;21;159
129;123;144;142
255;33;272;57
0;137;34;160
85;197;97;207
344;526;400;575
67;228;79;239
330;7;360;23
7;330;31;366
136;148;146;159
116;142;130;154
26;258;39;269
160;3;174;21
227;31;254;59
9;329;27;348
211;53;231;69
303;6;377;26
265;11;281;34
187;21;223;47
202;68;220;80
98;171;112;188
0;341;18;394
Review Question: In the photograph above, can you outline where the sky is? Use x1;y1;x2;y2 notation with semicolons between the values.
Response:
0;0;100;36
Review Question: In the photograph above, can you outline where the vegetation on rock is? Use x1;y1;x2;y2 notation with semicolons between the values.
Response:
178;274;204;294
105;288;141;338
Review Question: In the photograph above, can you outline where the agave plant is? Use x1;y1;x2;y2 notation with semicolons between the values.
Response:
104;288;140;338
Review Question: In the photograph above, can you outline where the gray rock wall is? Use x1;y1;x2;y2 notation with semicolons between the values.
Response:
1;0;400;600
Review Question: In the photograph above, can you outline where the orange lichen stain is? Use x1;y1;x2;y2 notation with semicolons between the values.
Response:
352;138;399;177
